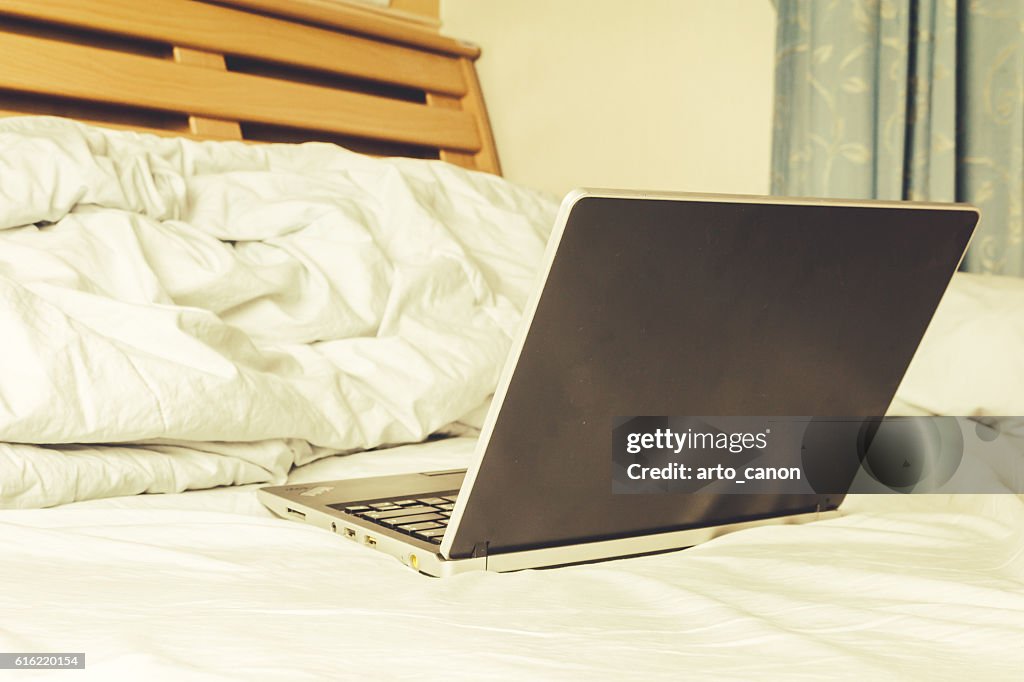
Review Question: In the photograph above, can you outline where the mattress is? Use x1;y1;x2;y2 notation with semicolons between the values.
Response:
2;117;1024;680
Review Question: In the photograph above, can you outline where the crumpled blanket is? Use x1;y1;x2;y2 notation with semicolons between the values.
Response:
0;116;558;508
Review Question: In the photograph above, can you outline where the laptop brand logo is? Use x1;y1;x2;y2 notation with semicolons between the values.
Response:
300;486;335;497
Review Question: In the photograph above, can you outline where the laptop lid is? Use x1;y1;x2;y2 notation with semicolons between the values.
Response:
442;190;978;560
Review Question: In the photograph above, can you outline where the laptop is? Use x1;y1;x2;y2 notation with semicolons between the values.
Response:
258;189;979;576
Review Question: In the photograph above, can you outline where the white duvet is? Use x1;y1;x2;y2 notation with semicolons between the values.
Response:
0;117;557;508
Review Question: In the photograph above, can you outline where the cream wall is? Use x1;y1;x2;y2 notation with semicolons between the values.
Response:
441;0;777;198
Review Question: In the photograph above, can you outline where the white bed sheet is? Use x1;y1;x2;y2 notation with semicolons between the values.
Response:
4;437;1023;681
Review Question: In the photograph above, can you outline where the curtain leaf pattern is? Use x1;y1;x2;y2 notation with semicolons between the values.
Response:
773;0;1024;276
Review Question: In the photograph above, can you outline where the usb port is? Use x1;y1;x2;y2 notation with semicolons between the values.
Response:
364;535;377;547
344;528;356;539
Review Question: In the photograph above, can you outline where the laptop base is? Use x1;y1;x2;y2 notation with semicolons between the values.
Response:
258;478;837;577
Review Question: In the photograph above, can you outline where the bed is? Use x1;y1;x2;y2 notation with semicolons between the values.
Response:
2;2;1024;680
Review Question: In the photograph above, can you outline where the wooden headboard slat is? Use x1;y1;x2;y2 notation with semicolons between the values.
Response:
0;105;201;139
171;47;244;140
0;30;481;151
0;0;466;96
425;93;477;171
454;58;502;176
218;0;480;58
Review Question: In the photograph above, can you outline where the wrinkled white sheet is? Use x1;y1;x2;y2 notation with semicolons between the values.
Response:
2;439;1022;681
0;117;557;508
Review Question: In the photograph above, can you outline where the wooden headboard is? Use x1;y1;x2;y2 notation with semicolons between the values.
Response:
0;0;501;174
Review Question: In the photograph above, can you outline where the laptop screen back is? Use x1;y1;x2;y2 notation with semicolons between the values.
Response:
447;194;978;559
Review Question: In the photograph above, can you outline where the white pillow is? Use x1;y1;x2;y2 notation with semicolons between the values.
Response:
896;272;1024;415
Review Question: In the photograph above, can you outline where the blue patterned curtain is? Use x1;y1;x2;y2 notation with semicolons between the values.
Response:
772;0;1024;276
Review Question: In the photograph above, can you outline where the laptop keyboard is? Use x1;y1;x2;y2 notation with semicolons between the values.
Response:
328;493;459;545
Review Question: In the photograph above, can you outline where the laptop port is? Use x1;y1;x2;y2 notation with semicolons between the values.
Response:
344;528;356;539
364;535;377;547
286;508;306;520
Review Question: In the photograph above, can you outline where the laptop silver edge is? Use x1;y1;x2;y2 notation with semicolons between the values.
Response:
256;486;836;577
